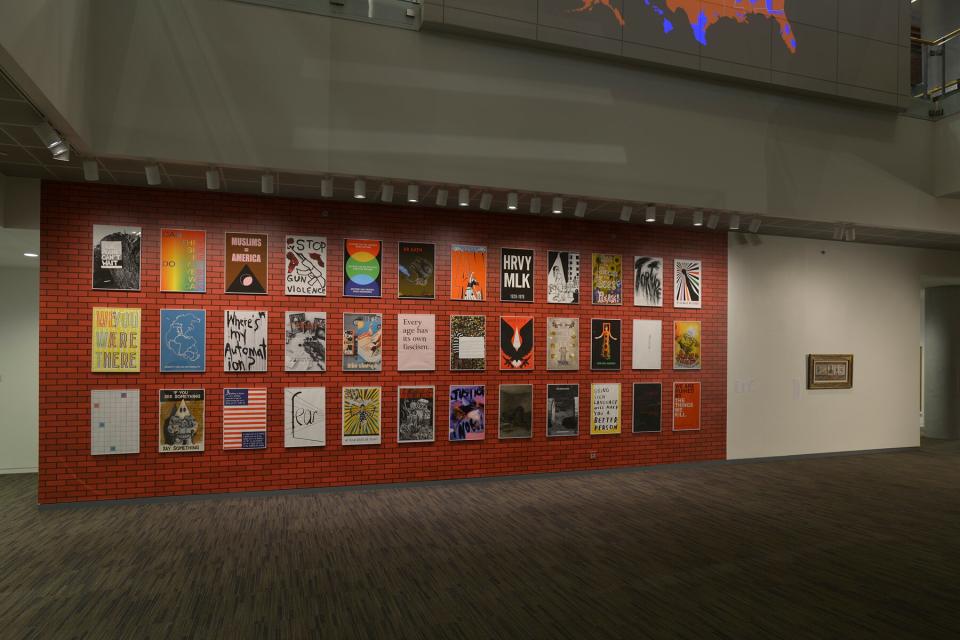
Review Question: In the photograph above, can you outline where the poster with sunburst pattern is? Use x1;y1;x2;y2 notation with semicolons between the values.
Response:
341;387;382;446
673;259;702;309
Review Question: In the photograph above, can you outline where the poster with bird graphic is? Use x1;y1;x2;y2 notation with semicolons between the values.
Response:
500;316;534;371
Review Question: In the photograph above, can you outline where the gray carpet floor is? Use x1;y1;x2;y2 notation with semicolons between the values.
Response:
2;441;960;639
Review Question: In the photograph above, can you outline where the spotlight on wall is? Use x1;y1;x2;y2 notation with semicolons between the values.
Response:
261;173;275;195
50;142;70;162
663;209;676;225
458;188;470;207
645;205;657;223
729;214;740;231
620;206;633;222
748;218;762;233
552;197;563;214
321;176;334;198
23;252;39;258
706;213;720;230
693;210;704;227
507;192;518;211
436;188;449;207
145;164;162;186
82;159;100;182
479;192;493;211
407;184;419;203
205;168;221;190
380;183;394;203
574;201;587;218
529;196;541;214
354;179;366;199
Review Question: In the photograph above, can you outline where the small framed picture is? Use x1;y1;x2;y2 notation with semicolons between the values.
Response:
806;354;853;390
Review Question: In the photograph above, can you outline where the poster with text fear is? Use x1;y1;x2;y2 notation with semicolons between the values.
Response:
398;242;435;299
547;251;580;304
398;314;436;371
343;239;382;297
673;320;701;370
501;248;534;302
91;307;141;372
451;244;486;301
285;311;326;372
591;253;622;305
285;235;327;296
673;382;701;431
342;386;382;446
590;319;621;371
225;232;268;294
223;310;267;372
449;385;485;441
159;389;205;453
343;313;383;372
93;225;141;291
591;383;621;435
398;386;435;443
546;317;579;371
160;309;206;373
285;387;326;448
500;316;534;371
161;228;206;293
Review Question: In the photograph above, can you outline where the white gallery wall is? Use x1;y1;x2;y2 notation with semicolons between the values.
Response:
0;267;39;473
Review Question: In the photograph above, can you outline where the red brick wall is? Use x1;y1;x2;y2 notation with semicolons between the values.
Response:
39;182;727;504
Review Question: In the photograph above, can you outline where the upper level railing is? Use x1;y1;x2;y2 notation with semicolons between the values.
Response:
912;26;960;117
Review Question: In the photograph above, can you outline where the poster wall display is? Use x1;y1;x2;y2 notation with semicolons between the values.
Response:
590;318;622;371
159;389;205;453
500;316;534;371
546;251;580;304
225;232;268;294
284;312;326;372
673;259;702;309
224;310;267;372
673;320;702;370
499;384;533;439
449;384;486;441
342;313;383;372
632;383;662;433
806;354;854;390
546;384;579;437
590;383;621;435
223;388;267;449
500;248;534;302
161;228;206;293
285;235;327;296
546;317;579;371
633;256;663;307
451;244;487;301
343;239;382;298
673;382;701;431
632;319;662;370
91;307;141;373
342;386;382;446
450;315;486;371
591;253;623;305
284;387;326;448
92;225;141;291
398;314;435;371
398;386;435;443
160;309;206;373
398;242;436;299
90;389;140;455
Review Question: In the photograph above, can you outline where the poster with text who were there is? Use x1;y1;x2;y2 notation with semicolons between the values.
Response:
344;239;382;297
285;235;327;296
591;383;621;435
449;385;485;441
159;389;205;453
225;232;268;294
398;242;436;299
501;248;534;303
285;387;326;448
91;307;141;373
93;225;141;291
224;310;267;372
160;309;206;373
160;228;206;293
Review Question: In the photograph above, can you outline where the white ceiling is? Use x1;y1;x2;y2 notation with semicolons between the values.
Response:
0;227;39;268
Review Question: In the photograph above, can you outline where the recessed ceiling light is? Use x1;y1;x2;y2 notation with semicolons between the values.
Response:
552;197;563;214
729;214;741;231
354;179;366;199
407;184;419;203
23;252;39;258
693;210;704;226
507;193;518;210
458;188;470;207
645;205;656;223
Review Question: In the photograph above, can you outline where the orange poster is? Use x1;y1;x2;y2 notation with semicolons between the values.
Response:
451;244;486;301
672;382;701;431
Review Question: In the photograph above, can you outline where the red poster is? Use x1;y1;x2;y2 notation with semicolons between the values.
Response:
672;382;701;431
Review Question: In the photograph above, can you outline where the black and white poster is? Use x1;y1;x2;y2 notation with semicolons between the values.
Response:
224;310;268;372
398;386;435;443
590;318;621;371
285;311;326;372
547;384;579;437
634;256;663;307
501;248;534;302
285;387;326;447
546;251;579;304
92;225;141;290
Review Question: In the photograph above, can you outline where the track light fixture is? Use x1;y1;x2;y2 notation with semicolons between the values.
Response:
645;205;656;223
552;197;563;214
205;169;221;190
381;183;394;203
145;165;161;186
693;210;704;226
354;179;366;199
748;218;762;233
458;188;470;207
33;122;60;149
479;193;493;211
50;142;70;162
706;213;719;230
832;225;843;241
574;201;587;218
663;209;676;225
407;184;419;203
507;193;518;210
529;196;541;214
82;160;99;182
321;176;333;198
261;173;275;194
620;206;633;222
436;188;449;207
844;226;856;242
729;214;740;231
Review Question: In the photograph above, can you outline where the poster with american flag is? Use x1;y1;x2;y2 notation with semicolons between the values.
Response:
222;388;267;450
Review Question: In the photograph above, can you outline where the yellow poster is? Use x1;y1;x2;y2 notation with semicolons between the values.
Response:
673;320;701;370
92;307;141;372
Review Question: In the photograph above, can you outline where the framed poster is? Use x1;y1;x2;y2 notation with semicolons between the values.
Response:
591;253;622;305
807;354;854;390
499;384;533;439
91;389;140;455
224;310;267;372
590;318;621;371
500;315;534;371
450;315;486;371
449;384;485;441
672;382;701;431
398;314;435;371
451;244;487;301
546;317;578;371
222;388;267;450
398;242;435;299
546;384;579;437
632;383;662;433
159;389;205;453
92;225;141;291
398;386;435;443
501;248;534;302
284;312;326;372
343;239;382;298
225;232;267;295
546;251;580;304
91;307;141;373
342;386;382;446
633;256;662;307
342;313;383;372
673;321;701;370
632;319;662;370
674;259;702;309
285;235;327;296
590;383;621;435
160;309;206;373
161;228;205;293
284;387;326;448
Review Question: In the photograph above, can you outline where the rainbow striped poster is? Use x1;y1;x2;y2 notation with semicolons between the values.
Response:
161;228;206;293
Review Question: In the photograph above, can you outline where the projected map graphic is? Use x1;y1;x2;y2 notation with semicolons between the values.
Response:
573;0;797;53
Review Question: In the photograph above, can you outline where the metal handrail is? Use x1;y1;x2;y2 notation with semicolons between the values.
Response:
912;25;960;47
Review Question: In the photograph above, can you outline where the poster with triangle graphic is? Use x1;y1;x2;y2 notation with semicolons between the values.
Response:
225;232;268;294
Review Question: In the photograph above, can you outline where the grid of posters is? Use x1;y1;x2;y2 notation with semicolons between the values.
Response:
225;232;268;294
450;315;485;371
546;384;579;437
223;388;267;449
342;386;382;445
285;312;326;372
343;313;383;372
344;239;382;297
673;382;701;431
92;307;141;373
159;389;205;452
398;314;435;371
674;259;702;309
451;244;487;301
591;253;622;305
285;387;326;448
398;386;435;443
673;321;702;370
160;309;206;373
546;317;579;371
449;385;485;441
224;310;267;372
161;228;206;293
285;235;327;296
499;384;533;439
633;256;662;307
93;225;141;291
590;319;621;371
632;383;662;433
546;251;580;304
501;248;534;302
590;383;621;435
91;389;140;455
398;242;435;299
500;316;534;371
632;319;662;370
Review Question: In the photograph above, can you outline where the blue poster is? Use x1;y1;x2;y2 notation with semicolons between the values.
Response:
160;309;206;372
